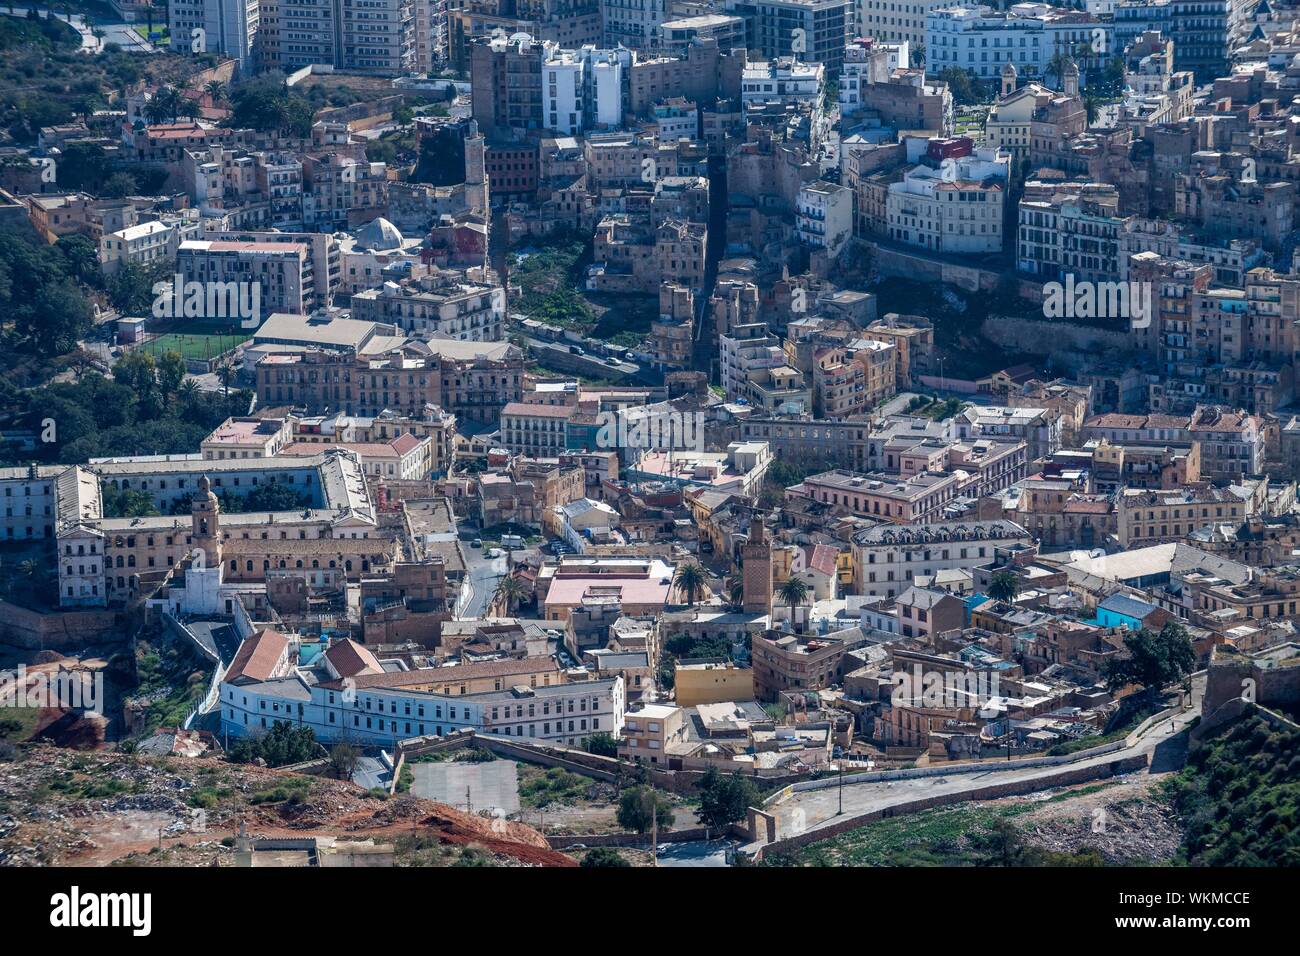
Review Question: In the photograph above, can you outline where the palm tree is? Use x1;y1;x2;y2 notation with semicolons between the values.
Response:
777;577;810;629
725;573;744;608
205;81;227;106
673;562;707;607
1083;94;1100;125
493;575;528;616
988;571;1020;603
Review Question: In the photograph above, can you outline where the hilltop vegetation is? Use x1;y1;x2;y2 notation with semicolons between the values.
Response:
1164;712;1300;866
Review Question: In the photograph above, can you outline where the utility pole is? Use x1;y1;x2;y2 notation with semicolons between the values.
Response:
837;763;844;816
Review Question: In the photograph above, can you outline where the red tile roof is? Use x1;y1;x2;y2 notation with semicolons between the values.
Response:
226;628;290;684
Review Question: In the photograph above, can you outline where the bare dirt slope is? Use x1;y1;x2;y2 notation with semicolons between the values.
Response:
0;745;573;867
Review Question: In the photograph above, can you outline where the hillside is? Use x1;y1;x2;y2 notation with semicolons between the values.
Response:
1164;713;1300;866
0;744;573;866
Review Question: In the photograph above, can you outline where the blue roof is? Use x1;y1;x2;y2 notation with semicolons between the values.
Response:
1098;593;1157;619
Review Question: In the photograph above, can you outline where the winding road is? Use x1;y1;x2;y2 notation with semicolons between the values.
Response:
771;678;1203;842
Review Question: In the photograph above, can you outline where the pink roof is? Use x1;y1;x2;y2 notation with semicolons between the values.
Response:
808;544;839;576
544;568;672;609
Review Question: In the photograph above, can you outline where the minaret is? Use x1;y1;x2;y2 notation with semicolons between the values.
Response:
191;475;222;570
1001;59;1017;98
1063;58;1079;98
741;513;773;616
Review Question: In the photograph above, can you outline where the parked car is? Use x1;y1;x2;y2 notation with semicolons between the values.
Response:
471;538;482;548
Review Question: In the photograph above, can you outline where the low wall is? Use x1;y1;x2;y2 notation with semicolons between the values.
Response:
867;242;1007;293
981;316;1131;360
749;752;1150;861
546;827;711;850
0;599;122;651
783;738;1130;797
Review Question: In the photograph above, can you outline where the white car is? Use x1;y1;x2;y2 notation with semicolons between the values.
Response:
487;548;503;558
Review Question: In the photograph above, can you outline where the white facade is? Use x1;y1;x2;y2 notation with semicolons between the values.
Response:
601;0;669;48
858;0;961;46
853;519;1031;599
839;39;910;116
885;148;1009;254
221;672;626;748
169;0;260;71
741;58;825;109
99;218;198;274
797;181;854;254
926;3;1112;81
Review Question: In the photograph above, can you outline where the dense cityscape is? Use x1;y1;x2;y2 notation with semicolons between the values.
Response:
0;0;1291;899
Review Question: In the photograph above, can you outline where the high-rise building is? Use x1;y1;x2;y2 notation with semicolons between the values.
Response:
214;0;417;75
169;0;261;71
726;0;852;74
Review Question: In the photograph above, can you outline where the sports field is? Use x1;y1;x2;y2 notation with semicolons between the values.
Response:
139;332;247;361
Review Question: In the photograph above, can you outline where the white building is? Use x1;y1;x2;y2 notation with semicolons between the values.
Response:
926;3;1113;82
169;0;260;72
601;0;670;48
220;631;626;748
839;37;910;117
99;217;199;275
797;181;854;255
859;0;962;46
885;147;1009;254
852;519;1032;599
0;466;60;541
740;57;825;110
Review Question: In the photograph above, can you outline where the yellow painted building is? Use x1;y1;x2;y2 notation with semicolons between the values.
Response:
674;660;755;707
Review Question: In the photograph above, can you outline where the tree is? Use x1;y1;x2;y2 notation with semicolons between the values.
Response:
1102;621;1196;701
581;847;630;867
777;577;810;625
55;235;103;288
725;573;744;608
493;574;528;615
696;767;760;832
1084;94;1101;125
673;562;707;606
106;259;168;315
939;67;987;106
988;571;1020;603
101;171;141;199
583;732;618;758
228;79;315;137
101;482;160;518
329;743;361;780
241;482;313;513
156;350;186;397
616;785;673;834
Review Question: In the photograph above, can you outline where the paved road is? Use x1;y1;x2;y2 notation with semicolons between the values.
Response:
8;8;155;54
656;840;732;868
774;681;1203;841
460;547;507;619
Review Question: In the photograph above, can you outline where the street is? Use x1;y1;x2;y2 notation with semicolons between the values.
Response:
772;681;1203;841
459;546;508;619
